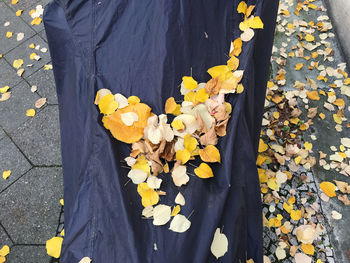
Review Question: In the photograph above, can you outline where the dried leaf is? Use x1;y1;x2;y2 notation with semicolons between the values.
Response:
169;214;191;233
153;204;171;226
210;228;228;259
46;237;63;258
194;163;214;178
199;145;221;163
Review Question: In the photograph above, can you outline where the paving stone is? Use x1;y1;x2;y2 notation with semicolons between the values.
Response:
25;66;57;104
6;245;50;263
4;34;50;78
38;29;47;42
0;59;22;88
0;224;13;247
0;167;63;244
4;0;41;13
0;81;40;132
0;2;36;54
10;105;61;166
0;127;5;140
20;0;51;33
0;135;32;192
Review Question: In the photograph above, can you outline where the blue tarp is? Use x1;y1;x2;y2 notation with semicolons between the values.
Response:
43;0;278;262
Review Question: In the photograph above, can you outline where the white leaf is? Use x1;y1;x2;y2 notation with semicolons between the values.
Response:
172;165;189;187
241;28;255;42
114;93;129;109
153;204;171;226
142;206;154;218
124;156;136;166
275;246;286;260
17;32;24;41
78;257;92;263
127;169;147;184
331;210;342;220
169;214;191;233
210;228;228;259
121;112;139;126
147;175;162;189
294;253;311;263
341;138;350;148
175;192;185;206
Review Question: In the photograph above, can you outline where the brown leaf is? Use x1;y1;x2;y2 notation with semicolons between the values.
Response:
200;124;218;145
35;97;47;108
216;118;229;137
213;104;229;122
204;77;221;96
307;107;318;119
338;194;350;205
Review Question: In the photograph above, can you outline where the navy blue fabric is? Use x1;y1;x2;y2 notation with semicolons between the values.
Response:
43;1;278;262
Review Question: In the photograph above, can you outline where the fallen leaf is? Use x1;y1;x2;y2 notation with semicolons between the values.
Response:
46;237;63;258
210;228;228;259
194;163;214;178
26;108;36;117
2;170;11;180
319;181;336;197
199;145;221;163
153;204;171;226
169;214;191;233
34;97;46;108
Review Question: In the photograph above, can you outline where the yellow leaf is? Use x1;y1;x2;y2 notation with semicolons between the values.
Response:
207;65;230;80
127;95;140;104
31;17;42;25
0;245;9;257
26;108;36;117
132;155;150;175
295;63;304;71
249;16;264;29
2;170;11;180
29;52;37;60
171;205;181;216
11;0;18;4
319;181;336;197
199;145;221;163
171;119;184;130
304;141;312;151
137;183;159;207
230;38;242;57
333;98;345;107
6;32;13;38
13;59;23;69
267;179;278;190
333;113;342;124
245;5;255;18
16;10;23;16
194;163;214;178
195;88;209;103
0;86;10;94
175;149;191;164
98;94;119;115
306;90;320;100
301;243;315;255
258;139;268;152
184;91;196;103
237;1;247;14
46;237;63;258
258;168;268;183
294;155;302;165
182;76;198;90
165;97;178;114
184;134;198;153
227;56;239;71
283;202;293;213
305;33;315;42
105;102;151;143
60;199;64;206
290;210;302;221
308;4;317;9
60;229;65;236
236;84;244;93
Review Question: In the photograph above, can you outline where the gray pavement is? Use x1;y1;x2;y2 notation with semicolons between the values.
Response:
0;0;349;262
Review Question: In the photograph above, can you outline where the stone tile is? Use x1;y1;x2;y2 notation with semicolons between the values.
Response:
25;66;57;104
0;2;36;54
4;0;41;13
20;0;51;33
0;135;32;192
10;105;61;166
4;34;50;78
0;224;13;247
0;127;5;140
6;245;50;263
0;81;40;132
0;167;63;244
0;59;22;88
38;29;47;42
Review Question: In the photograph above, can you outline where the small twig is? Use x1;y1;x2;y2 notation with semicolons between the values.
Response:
124;179;131;186
187;209;195;219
